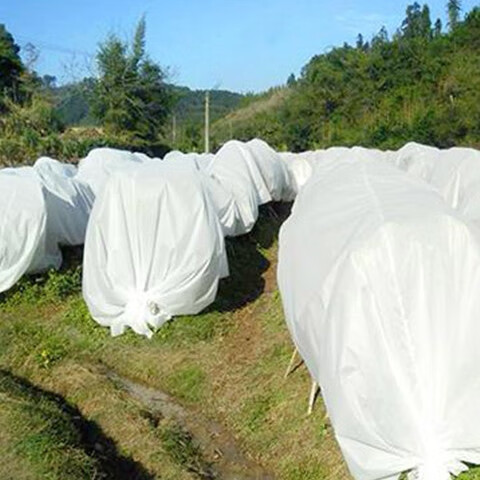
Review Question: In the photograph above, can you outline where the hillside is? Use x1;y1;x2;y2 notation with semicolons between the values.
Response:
212;5;480;152
212;86;292;149
52;81;244;130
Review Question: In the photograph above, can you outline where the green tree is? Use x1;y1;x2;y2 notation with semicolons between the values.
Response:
91;16;171;140
447;0;462;30
0;24;24;107
401;3;432;39
356;33;364;50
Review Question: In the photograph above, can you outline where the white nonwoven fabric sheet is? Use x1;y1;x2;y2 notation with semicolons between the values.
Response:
83;162;228;338
0;171;47;292
278;159;480;480
208;141;263;235
76;147;145;196
34;157;95;247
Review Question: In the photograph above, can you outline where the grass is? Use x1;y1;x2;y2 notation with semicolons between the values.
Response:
1;203;478;479
0;370;100;480
159;424;215;479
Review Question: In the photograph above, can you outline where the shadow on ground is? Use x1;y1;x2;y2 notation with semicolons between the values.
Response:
0;369;155;480
211;201;292;313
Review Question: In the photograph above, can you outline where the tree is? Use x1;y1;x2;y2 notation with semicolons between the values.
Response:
91;16;172;140
401;3;432;39
447;0;462;30
356;33;364;50
420;5;433;38
434;18;443;37
0;24;24;105
287;73;296;87
41;75;57;90
372;26;389;48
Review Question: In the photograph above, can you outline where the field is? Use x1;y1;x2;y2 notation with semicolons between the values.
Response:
1;203;480;480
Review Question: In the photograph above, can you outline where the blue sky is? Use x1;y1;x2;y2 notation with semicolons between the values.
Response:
1;0;478;92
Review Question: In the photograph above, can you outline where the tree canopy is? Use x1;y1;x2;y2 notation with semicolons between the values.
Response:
90;16;172;140
0;24;24;108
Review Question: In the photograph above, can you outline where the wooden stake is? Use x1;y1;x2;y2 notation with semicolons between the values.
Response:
308;381;319;416
284;347;298;378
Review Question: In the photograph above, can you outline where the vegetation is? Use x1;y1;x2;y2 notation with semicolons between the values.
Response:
213;2;480;152
0;206;353;480
0;18;174;165
0;23;24;109
0;17;244;164
91;16;172;141
168;86;244;151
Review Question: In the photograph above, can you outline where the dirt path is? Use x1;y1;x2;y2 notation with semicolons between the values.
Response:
106;369;275;480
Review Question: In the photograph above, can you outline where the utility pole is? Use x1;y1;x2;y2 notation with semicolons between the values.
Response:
204;91;210;153
172;114;176;146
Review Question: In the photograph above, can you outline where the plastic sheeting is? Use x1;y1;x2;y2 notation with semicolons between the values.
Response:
83;162;228;338
0;172;47;292
278;159;480;480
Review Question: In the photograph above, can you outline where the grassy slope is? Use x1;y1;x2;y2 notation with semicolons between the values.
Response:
0;205;479;479
211;88;290;145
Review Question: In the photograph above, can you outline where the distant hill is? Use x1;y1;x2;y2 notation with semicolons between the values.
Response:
215;5;480;152
51;81;244;132
170;86;244;126
53;79;98;127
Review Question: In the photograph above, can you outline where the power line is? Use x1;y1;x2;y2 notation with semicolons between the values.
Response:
16;35;94;57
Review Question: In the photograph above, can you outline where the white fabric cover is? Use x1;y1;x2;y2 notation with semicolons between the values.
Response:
208;141;262;235
83;162;228;338
0;166;62;273
394;142;441;179
0;172;47;291
133;151;158;162
159;150;239;236
395;146;480;223
200;174;239;237
76;148;144;196
34;157;95;246
278;159;480;480
35;156;77;177
279;152;315;196
247;138;292;201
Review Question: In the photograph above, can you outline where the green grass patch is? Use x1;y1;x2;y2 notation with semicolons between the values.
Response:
0;370;100;480
282;460;326;480
165;365;206;403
